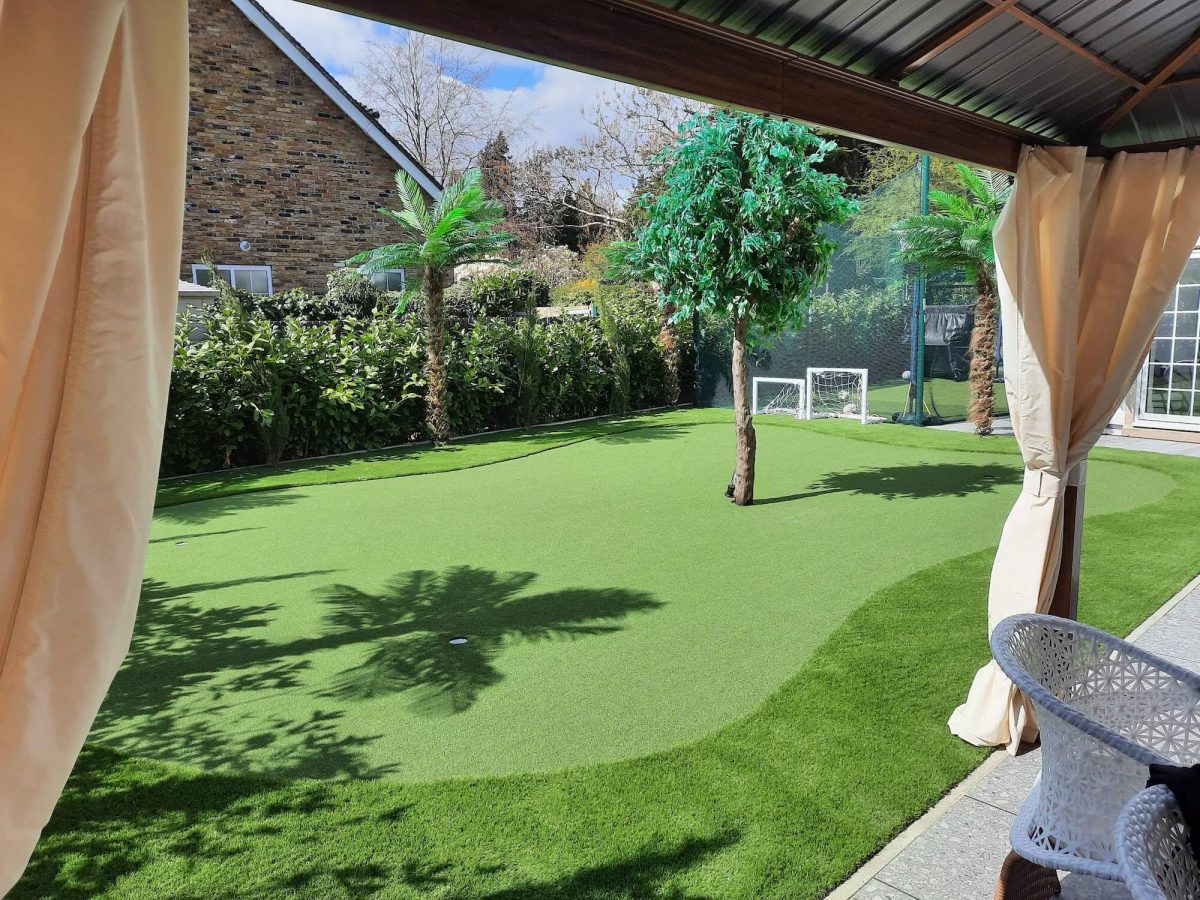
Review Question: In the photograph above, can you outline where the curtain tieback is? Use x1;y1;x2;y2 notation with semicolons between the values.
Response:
1022;467;1063;498
1022;461;1086;498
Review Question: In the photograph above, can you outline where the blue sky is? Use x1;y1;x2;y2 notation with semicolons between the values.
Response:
258;0;614;149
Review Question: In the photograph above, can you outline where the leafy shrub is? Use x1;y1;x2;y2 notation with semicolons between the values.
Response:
161;282;692;476
443;269;551;318
323;268;387;318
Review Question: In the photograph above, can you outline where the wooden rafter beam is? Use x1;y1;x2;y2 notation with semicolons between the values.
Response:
1100;29;1200;132
988;0;1145;88
311;0;1035;171
881;0;1020;80
1160;71;1200;90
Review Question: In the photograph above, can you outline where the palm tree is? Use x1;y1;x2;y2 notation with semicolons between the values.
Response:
348;168;512;442
896;164;1011;435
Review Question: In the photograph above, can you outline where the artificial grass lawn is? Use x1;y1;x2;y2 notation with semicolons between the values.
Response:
115;416;1168;782
17;409;1200;898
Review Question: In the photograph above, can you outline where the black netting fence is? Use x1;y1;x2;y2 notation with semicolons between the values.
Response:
696;162;1006;426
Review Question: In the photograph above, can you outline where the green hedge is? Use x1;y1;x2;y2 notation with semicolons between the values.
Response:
162;291;689;476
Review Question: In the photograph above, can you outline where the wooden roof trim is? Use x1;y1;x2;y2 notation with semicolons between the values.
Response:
985;0;1145;89
881;0;1020;80
319;0;1037;171
1100;29;1200;132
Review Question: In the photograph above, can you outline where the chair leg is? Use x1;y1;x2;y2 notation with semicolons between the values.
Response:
993;850;1061;900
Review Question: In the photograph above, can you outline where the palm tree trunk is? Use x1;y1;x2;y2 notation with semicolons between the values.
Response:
424;265;451;443
731;311;756;505
968;270;998;436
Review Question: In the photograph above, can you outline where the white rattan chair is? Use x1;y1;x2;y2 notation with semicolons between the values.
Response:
991;614;1200;881
1117;784;1200;900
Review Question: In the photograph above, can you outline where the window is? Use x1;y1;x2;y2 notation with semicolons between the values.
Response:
368;269;406;292
1138;251;1200;426
192;264;273;295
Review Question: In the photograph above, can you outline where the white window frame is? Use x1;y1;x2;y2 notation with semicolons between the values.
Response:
191;264;274;295
368;268;407;292
1135;249;1200;430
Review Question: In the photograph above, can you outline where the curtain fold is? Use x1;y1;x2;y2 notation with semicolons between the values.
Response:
949;145;1200;752
0;0;188;890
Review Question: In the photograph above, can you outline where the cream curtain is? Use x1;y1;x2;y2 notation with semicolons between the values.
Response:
949;145;1200;752
0;0;188;890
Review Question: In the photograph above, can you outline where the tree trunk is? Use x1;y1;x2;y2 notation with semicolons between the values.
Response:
968;271;998;436
731;311;756;506
659;302;680;407
424;265;451;443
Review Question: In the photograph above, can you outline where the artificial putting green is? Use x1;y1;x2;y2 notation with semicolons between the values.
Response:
17;409;1200;899
109;414;1168;783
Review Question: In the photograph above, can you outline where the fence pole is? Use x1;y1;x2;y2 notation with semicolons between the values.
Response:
911;155;930;426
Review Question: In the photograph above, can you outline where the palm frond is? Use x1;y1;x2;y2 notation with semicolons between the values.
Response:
378;206;428;235
432;167;481;221
346;242;422;273
895;162;1008;278
350;166;512;273
393;170;434;234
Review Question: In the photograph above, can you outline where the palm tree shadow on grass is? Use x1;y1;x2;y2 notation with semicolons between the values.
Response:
94;567;660;778
756;462;1020;505
16;741;734;899
321;566;664;714
154;487;300;526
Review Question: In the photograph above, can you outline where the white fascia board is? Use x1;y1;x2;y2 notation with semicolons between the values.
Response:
231;0;442;199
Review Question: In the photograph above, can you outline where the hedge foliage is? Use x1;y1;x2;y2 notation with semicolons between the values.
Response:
162;280;690;476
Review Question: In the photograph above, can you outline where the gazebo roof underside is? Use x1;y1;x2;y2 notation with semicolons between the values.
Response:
321;0;1200;171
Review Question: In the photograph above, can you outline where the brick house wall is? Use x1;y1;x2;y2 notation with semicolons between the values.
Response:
182;0;431;294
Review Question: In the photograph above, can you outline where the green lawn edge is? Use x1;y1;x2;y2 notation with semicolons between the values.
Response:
155;409;724;508
22;419;1198;898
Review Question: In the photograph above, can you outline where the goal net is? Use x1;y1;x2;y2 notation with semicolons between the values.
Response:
752;377;806;418
806;368;869;424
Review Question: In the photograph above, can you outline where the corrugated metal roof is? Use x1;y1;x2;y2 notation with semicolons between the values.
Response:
646;0;1200;148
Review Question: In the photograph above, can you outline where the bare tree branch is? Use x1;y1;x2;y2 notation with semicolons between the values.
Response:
354;33;532;183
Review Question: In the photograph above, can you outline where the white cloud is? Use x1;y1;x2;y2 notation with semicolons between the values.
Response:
488;66;635;152
257;0;387;75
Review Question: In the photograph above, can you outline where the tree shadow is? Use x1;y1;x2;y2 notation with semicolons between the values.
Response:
154;487;300;526
94;567;662;779
149;526;262;544
482;831;740;899
91;571;407;780
20;744;726;899
321;566;664;714
756;462;1020;506
11;745;414;899
591;422;695;444
154;411;692;507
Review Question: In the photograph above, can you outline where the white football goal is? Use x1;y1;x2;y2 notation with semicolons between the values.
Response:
752;377;806;418
805;368;869;424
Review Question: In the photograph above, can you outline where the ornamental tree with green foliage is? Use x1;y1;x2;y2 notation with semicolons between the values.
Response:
348;168;512;442
895;164;1011;436
617;111;857;505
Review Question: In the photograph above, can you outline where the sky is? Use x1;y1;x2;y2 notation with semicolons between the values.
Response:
257;0;622;151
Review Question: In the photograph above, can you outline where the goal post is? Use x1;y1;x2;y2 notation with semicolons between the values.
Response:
806;368;869;424
752;377;806;419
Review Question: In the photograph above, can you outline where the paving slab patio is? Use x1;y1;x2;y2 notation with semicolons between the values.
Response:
830;571;1200;900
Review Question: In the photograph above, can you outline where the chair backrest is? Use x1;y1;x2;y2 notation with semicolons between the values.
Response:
991;614;1200;766
1118;785;1200;900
